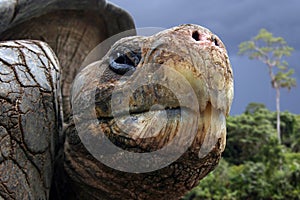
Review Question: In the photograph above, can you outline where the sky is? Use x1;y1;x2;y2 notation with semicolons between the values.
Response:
108;0;300;115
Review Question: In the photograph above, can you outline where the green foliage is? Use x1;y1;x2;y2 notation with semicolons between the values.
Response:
183;104;300;200
291;115;300;152
278;111;299;149
224;105;282;165
182;160;233;200
183;159;300;200
238;29;295;73
275;69;296;91
245;102;266;114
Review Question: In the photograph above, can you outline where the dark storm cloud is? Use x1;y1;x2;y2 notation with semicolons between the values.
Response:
110;0;300;53
108;0;300;114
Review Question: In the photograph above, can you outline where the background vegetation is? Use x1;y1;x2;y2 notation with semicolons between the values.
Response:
183;104;300;200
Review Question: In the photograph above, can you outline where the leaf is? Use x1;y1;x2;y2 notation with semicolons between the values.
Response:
238;28;297;92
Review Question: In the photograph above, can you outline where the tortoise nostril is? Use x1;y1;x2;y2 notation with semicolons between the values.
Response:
214;38;219;46
192;31;200;41
212;35;219;46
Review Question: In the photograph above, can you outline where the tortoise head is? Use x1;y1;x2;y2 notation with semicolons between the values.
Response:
67;24;233;199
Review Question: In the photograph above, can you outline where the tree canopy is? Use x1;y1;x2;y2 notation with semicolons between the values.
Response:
183;104;300;200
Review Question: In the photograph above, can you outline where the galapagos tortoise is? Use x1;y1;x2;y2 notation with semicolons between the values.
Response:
0;0;233;199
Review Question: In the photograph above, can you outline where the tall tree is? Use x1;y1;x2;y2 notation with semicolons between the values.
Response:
238;29;296;144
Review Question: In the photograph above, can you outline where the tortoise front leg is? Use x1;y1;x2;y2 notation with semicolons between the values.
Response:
0;40;62;200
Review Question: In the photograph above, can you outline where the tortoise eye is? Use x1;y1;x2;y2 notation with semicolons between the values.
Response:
109;51;141;75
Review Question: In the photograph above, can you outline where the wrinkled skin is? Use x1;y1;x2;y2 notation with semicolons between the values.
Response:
0;40;60;200
0;0;135;118
64;24;233;200
0;1;233;199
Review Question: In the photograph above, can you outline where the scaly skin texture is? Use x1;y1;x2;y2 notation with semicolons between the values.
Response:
0;0;135;199
64;24;233;200
0;40;61;200
0;0;136;118
0;1;234;199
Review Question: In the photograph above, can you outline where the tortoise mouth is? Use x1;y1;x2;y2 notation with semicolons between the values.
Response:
93;99;227;158
97;106;198;153
97;105;182;120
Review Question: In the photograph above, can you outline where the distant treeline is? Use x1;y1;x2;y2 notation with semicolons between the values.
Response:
184;103;300;200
